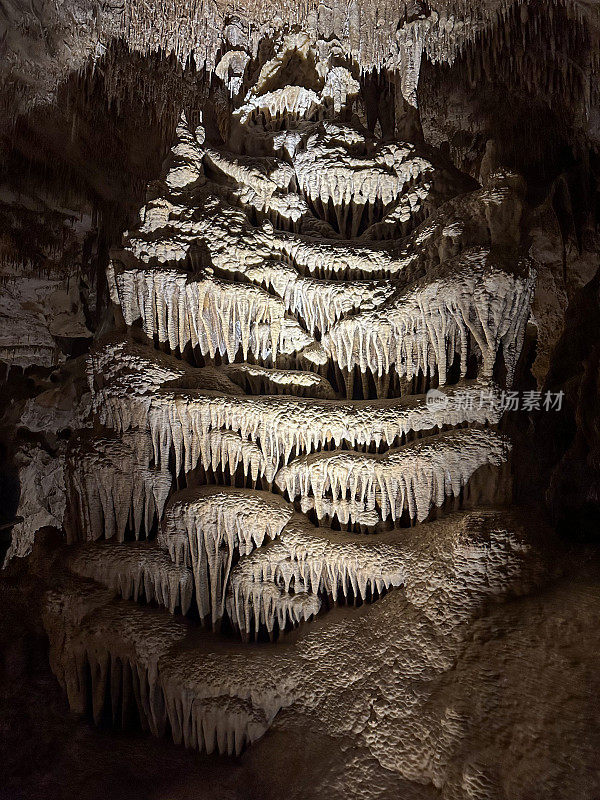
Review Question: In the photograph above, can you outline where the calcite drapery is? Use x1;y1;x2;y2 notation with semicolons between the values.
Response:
43;36;536;762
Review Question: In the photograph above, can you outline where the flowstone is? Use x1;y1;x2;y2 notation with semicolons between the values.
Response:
39;36;544;797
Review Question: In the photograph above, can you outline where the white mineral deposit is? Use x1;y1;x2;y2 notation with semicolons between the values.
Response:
1;6;598;800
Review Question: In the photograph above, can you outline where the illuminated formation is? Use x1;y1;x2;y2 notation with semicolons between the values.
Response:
43;35;539;762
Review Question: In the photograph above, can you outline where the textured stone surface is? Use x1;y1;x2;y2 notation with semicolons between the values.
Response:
0;7;598;799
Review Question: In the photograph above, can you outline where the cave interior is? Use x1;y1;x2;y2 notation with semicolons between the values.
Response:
0;2;599;799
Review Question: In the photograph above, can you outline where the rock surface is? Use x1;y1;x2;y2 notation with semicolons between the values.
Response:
0;8;598;800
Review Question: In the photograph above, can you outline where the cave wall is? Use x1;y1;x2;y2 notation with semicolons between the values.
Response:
0;5;599;799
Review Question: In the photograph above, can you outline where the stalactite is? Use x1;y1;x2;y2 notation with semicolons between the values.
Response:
158;487;293;628
108;261;311;363
222;362;338;399
315;248;535;386
66;431;172;544
66;542;194;614
42;27;544;762
276;429;511;524
89;341;504;475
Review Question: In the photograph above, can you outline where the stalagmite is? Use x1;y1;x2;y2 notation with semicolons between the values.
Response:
113;96;470;292
164;112;206;192
37;26;547;774
42;505;550;762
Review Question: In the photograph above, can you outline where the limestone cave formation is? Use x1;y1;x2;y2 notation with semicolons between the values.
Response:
0;2;599;799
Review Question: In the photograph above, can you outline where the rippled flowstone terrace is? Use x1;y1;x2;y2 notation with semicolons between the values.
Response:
42;34;546;776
